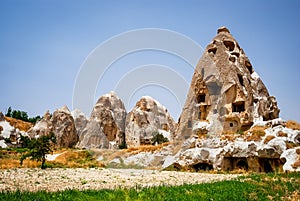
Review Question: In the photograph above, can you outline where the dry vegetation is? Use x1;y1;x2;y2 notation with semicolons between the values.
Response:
4;116;33;132
126;142;170;154
286;120;300;130
0;149;104;169
221;134;237;142
245;126;266;141
263;135;275;144
277;130;288;137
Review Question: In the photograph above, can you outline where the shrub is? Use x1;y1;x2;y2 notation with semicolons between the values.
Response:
246;126;266;141
151;131;169;145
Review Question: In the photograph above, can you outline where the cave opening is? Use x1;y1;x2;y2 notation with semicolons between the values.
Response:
197;94;206;103
238;74;244;86
236;159;248;170
232;102;245;113
192;163;213;172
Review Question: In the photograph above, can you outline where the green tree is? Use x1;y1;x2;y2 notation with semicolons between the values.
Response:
151;131;169;145
6;107;12;117
20;133;56;169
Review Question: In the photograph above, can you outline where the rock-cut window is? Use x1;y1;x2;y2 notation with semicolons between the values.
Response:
197;94;206;103
187;120;192;128
232;102;245;113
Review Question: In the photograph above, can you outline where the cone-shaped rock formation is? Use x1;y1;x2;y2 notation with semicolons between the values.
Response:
175;26;280;141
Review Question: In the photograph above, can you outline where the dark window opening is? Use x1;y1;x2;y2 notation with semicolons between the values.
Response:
229;56;236;62
230;123;233;127
197;94;206;103
236;159;248;170
223;40;235;51
208;47;217;54
263;160;273;173
232;102;245;113
245;60;253;74
192;163;213;172
238;74;244;86
231;52;240;57
187;120;192;128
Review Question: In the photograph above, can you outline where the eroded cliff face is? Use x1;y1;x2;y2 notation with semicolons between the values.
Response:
125;96;177;147
175;26;280;141
77;91;127;149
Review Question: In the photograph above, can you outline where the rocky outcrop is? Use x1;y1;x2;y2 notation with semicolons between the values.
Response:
71;109;88;138
76;120;109;149
77;91;126;149
28;106;78;148
0;113;29;148
0;112;4;121
28;111;52;138
125;96;177;147
51;106;78;148
172;119;300;172
175;26;280;142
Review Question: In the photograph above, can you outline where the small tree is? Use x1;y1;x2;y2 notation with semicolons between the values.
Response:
6;107;12;117
20;133;56;169
151;131;169;145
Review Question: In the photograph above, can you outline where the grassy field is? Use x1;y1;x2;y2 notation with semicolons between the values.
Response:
0;172;299;201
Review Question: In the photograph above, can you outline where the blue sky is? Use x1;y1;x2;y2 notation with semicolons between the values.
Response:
0;0;299;122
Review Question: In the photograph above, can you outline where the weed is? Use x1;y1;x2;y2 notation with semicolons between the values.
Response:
81;180;87;185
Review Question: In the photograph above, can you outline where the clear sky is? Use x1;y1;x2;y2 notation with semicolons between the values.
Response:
0;0;299;122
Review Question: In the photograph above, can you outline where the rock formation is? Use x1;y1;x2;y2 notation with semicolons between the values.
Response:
0;112;4;121
71;109;88;138
28;106;78;148
165;27;298;173
77;91;127;149
51;106;78;148
28;111;52;138
175;26;280;141
125;96;177;147
0;112;29;148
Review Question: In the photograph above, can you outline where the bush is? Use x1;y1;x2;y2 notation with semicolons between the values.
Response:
118;141;127;149
151;131;169;145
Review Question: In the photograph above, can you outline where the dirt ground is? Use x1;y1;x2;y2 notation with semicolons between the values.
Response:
0;168;240;192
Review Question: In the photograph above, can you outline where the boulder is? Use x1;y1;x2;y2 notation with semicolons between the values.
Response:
125;96;177;147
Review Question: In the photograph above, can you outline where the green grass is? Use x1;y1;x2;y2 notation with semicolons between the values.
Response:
0;173;299;201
